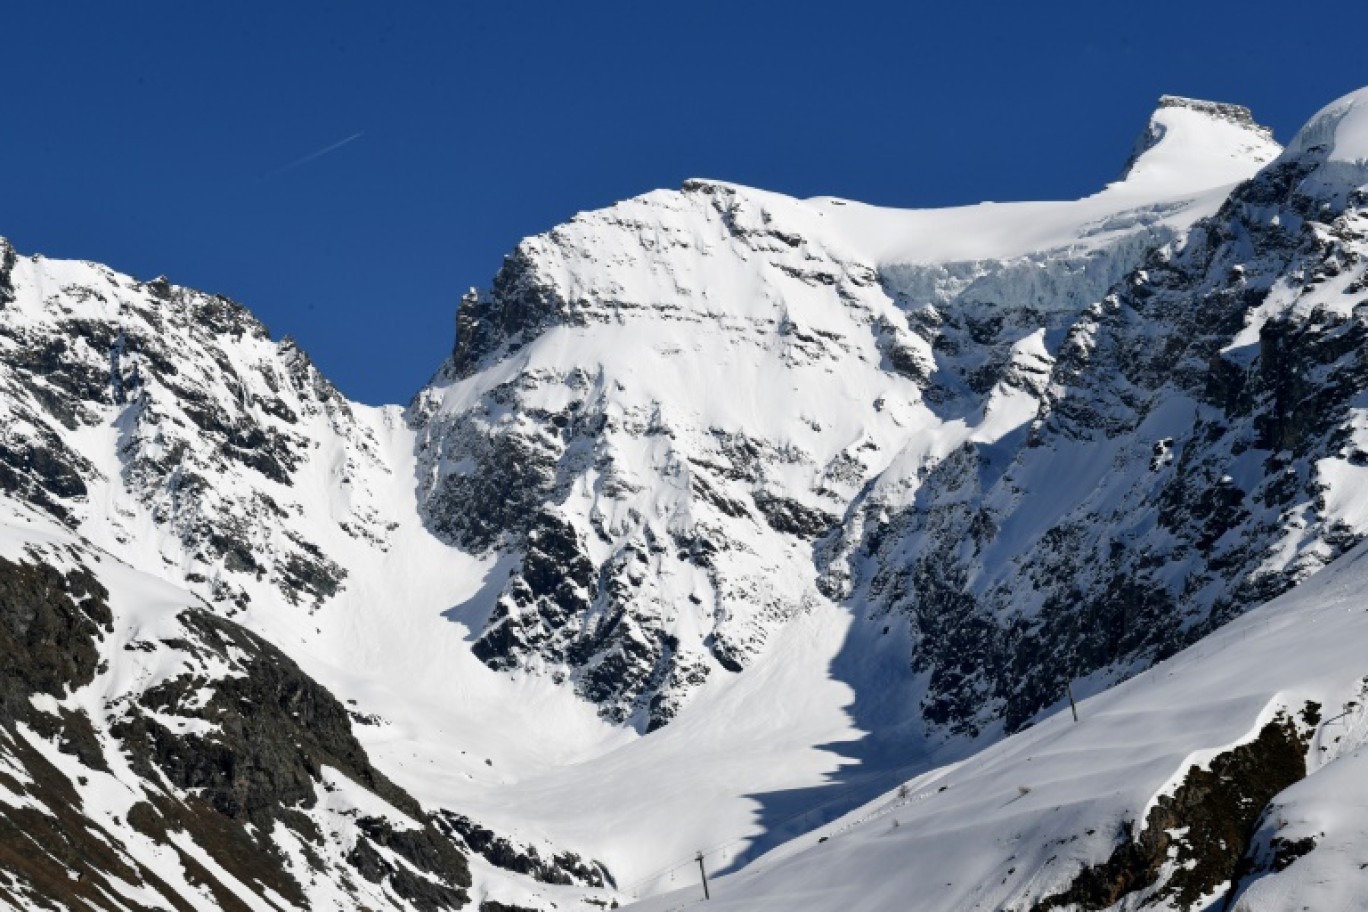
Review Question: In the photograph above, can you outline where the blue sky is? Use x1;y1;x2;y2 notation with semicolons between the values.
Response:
1;1;1360;404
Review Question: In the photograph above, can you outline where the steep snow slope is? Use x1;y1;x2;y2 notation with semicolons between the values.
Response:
626;534;1368;912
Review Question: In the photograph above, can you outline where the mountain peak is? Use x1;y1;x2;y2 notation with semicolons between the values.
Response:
1282;86;1368;165
1286;85;1368;160
1116;93;1280;192
1266;86;1368;205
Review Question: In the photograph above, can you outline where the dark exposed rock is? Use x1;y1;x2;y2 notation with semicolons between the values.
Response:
0;429;94;524
0;553;309;911
26;705;109;773
3;319;117;404
1031;712;1309;911
0;556;110;727
421;411;562;554
114;608;423;828
124;792;308;909
0;729;199;912
435;811;609;888
348;816;472;911
473;511;597;670
874;315;932;383
275;533;348;606
751;492;837;539
1266;834;1318;872
450;248;577;379
0;238;15;305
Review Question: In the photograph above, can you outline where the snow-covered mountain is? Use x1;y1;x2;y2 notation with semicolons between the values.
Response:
642;85;1368;912
4;86;1368;912
411;94;1281;733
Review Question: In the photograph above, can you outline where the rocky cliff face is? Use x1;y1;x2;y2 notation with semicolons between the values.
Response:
411;181;908;730
828;122;1368;736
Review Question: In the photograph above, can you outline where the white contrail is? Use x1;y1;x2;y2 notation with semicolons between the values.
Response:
267;131;364;176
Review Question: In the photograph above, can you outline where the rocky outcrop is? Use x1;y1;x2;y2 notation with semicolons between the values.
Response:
0;555;110;725
435;811;611;888
0;537;472;911
1031;711;1310;911
411;182;899;729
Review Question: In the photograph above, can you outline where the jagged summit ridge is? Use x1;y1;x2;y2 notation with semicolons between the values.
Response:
443;97;1281;390
1157;93;1270;131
